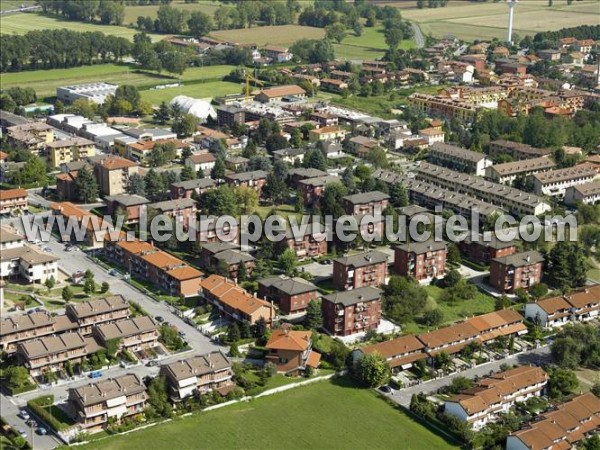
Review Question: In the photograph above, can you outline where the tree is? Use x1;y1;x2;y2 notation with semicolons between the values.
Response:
44;276;56;291
591;382;600;398
172;114;199;137
548;367;579;399
154;101;171;124
144;169;165;202
366;147;389;169
13;156;47;186
356;352;390;387
211;158;226;180
290;128;302;148
127;173;146;196
417;0;425;8
235;186;258;213
325;23;346;43
529;283;548;300
495;295;512;310
384;28;402;51
278;248;297;276
229;341;240;357
4;366;30;389
62;286;73;303
84;278;96;295
422;309;443;326
188;11;213;37
69;98;96;119
101;281;110;293
227;322;241;343
305;300;323;330
303;148;327;171
320;182;347;219
180;165;196;182
580;435;600;450
444;269;462;288
547;241;588;291
73;167;98;203
390;182;408;207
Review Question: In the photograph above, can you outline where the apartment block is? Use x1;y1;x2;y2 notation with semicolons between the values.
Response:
565;180;600;205
507;393;600;450
407;92;478;123
532;165;597;197
199;242;255;281
415;163;551;216
485;156;556;185
524;284;600;328
225;170;267;196
0;188;28;214
286;168;328;190
170;178;216;200
487;140;553;160
458;234;517;265
258;275;319;316
185;152;216;174
297;175;340;206
7;122;55;155
148;198;197;228
394;240;447;280
92;316;158;353
105;194;150;225
429;142;492;176
0;311;77;354
93;156;140;197
278;224;328;259
333;250;388;290
308;126;347;143
265;327;321;375
489;251;544;294
200;275;275;326
444;366;548;430
0;244;58;284
66;296;131;335
322;286;382;337
46;138;95;168
342;191;389;216
69;373;147;432
50;202;107;249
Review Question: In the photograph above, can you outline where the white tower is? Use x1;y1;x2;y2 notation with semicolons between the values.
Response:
507;0;518;44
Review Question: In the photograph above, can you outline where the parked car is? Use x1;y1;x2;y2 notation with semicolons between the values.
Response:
18;410;30;420
378;385;392;393
25;419;37;427
18;429;27;438
89;370;103;379
36;427;48;435
154;316;164;323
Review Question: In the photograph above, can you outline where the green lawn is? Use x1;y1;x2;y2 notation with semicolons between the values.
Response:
79;377;456;450
333;26;415;61
140;80;242;104
122;1;221;26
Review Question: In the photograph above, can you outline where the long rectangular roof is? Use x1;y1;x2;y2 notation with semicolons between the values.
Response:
71;373;146;407
334;250;388;268
66;295;129;319
94;316;156;341
322;286;382;307
430;142;489;163
161;351;231;381
18;332;87;358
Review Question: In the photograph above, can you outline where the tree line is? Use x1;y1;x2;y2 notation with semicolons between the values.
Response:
40;0;126;25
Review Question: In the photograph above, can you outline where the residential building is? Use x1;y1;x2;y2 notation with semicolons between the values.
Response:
0;188;28;214
333;251;388;290
225;156;249;172
278;224;328;259
160;352;234;402
92;316;158;352
488;140;553;160
225;170;267;196
320;78;348;92
273;147;305;164
148;198;197;228
0;244;59;284
415;163;552;216
105;194;150;225
0;311;77;354
287;168;328;189
489;251;544;294
170;178;215;200
532;166;597;197
186;153;216;174
196;215;240;244
565;181;600;205
444;366;548;430
69;373;147;432
343;191;389;216
258;276;319;316
507;393;600;450
322;287;382;337
66;296;131;335
124;138;185;163
524;284;600;328
265;327;321;375
458;234;517;265
200;275;275;326
419;127;445;146
297;175;339;206
216;105;245;128
199;242;255;281
262;45;293;63
428;143;492;176
46;137;96;168
408;93;478;123
93;156;140;197
50;202;107;248
485;157;556;185
7;122;55;155
357;335;426;371
17;332;98;376
254;85;305;103
308;126;347;143
538;49;562;61
57;82;118;105
394;240;447;280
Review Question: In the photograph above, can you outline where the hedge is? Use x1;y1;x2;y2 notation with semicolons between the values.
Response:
27;395;68;432
7;383;36;395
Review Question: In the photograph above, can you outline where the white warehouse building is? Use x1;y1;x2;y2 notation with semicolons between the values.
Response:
56;83;118;105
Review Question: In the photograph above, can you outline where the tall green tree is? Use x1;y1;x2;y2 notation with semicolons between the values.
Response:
305;300;323;330
356;352;390;387
73;167;98;203
547;241;588;291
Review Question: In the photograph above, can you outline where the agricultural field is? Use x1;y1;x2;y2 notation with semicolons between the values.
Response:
0;12;162;41
122;0;221;26
141;80;242;105
209;24;325;47
0;1;36;11
79;378;456;450
400;0;600;41
334;25;416;61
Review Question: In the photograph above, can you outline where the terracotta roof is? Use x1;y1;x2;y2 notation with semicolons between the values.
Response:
188;153;217;164
362;335;425;360
266;328;311;352
97;156;137;170
166;265;203;281
306;350;321;368
563;285;600;308
310;126;343;134
0;188;27;201
257;85;305;98
117;239;156;255
201;275;274;317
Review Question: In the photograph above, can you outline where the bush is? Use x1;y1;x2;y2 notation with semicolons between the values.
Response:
28;395;68;431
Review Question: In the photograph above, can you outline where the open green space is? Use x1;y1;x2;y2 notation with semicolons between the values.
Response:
210;24;325;47
0;12;162;41
122;1;221;26
1;1;36;11
140;80;241;104
79;377;456;450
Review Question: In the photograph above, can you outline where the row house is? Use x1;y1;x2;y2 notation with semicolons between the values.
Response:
458;234;517;265
322;286;382;337
356;335;426;372
185;152;217;175
69;373;147;433
489;251;544;294
7;122;55;155
170;178;216;200
394;240;447;281
105;194;150;225
160;352;234;402
293;73;320;87
46;137;96;168
0;311;76;354
0;188;28;214
407;93;478;123
66;295;131;335
104;238;204;297
428;142;492;176
200;275;275;326
308;126;347;143
199;242;255;281
565;180;600;205
320;78;348;93
444;366;548;430
148;198;197;228
333;250;388;291
487;140;553;161
265;327;321;375
415;163;552;217
507;393;600;450
225;170;268;196
255;85;305;103
532;165;597;197
258;275;319;316
485;156;556;185
92;316;158;352
525;284;600;328
298;175;340;206
343;191;389;216
277;224;328;259
17;332;99;376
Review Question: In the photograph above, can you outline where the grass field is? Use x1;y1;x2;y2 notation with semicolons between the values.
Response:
210;24;325;47
122;0;221;26
79;378;456;450
401;0;600;41
0;1;36;11
141;80;242;104
333;25;416;61
0;12;162;41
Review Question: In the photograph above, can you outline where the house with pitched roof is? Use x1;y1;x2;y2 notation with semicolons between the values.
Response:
92;316;158;352
258;276;319;315
322;287;382;337
356;335;426;371
394;240;447;281
333;250;388;290
265;327;321;375
489;250;544;294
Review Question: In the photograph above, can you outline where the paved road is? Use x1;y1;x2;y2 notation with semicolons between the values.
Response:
411;23;425;48
385;345;552;407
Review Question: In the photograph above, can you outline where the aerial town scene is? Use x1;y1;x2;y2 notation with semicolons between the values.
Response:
0;0;599;449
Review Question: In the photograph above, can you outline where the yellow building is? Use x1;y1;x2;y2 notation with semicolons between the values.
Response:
46;138;96;168
308;126;347;143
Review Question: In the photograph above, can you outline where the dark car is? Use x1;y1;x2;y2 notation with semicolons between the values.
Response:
378;385;392;393
154;316;164;323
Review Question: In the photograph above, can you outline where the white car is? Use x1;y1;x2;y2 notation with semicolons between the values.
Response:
17;410;30;421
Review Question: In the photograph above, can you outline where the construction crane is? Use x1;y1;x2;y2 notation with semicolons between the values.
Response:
245;70;264;102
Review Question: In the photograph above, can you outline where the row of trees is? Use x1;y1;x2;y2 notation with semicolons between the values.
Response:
40;0;126;25
132;32;190;75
